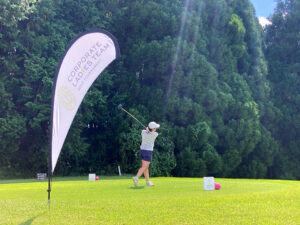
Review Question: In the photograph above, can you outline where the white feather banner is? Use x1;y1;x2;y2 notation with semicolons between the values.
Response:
50;30;120;172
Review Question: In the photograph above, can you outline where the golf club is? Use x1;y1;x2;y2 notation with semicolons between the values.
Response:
118;104;149;129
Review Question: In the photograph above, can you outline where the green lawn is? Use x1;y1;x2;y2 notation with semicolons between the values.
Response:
0;176;299;224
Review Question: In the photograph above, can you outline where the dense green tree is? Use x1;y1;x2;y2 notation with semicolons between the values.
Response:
0;0;298;180
264;0;300;179
175;147;206;177
0;0;36;174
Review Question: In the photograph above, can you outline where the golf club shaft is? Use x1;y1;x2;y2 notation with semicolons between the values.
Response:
120;108;146;128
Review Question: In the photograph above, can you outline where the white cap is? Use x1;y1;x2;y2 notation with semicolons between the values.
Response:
148;121;160;129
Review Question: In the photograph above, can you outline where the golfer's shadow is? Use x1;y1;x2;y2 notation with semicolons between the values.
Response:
129;186;144;189
19;212;45;225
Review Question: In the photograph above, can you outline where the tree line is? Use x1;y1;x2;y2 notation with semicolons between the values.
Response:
0;0;299;180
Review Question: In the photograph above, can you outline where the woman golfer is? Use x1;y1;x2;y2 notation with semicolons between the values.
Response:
132;121;160;187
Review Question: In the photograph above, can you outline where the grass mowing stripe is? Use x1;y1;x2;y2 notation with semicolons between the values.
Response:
0;177;299;224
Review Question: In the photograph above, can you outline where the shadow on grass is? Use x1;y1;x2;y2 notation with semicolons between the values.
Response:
18;212;46;225
129;186;144;189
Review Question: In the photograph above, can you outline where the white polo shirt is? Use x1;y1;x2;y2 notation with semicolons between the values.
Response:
140;130;158;151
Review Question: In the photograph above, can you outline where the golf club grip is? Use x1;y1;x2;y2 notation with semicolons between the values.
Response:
121;108;146;128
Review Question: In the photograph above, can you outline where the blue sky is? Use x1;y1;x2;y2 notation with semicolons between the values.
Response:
249;0;277;18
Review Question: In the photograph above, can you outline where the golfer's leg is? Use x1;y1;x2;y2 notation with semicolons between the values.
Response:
144;167;150;182
136;160;150;178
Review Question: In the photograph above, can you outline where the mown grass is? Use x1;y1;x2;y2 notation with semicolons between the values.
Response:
0;176;299;224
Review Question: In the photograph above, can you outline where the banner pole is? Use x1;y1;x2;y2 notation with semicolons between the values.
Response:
47;147;52;209
48;68;54;207
47;171;51;203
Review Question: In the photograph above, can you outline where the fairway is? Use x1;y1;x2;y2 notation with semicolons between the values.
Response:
0;177;299;225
